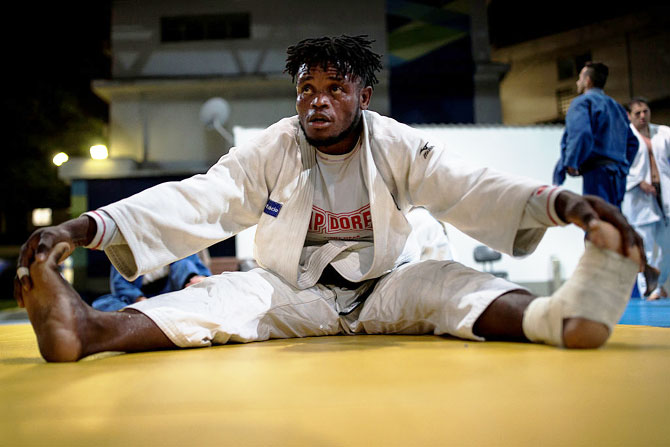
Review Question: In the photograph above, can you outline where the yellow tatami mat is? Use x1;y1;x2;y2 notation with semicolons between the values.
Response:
2;323;669;446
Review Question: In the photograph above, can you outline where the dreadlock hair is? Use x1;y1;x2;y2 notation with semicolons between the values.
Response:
284;35;383;89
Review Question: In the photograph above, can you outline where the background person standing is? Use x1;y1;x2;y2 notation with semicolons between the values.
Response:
622;97;670;300
553;62;638;209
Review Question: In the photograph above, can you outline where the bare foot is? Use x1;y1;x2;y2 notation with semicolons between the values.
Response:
647;292;661;301
643;264;660;297
649;286;670;300
22;242;89;362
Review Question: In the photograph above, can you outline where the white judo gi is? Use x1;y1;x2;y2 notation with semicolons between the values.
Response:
88;111;565;347
622;123;670;294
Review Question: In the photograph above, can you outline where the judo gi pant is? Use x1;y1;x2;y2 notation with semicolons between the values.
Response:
127;260;522;347
582;164;626;209
634;220;670;294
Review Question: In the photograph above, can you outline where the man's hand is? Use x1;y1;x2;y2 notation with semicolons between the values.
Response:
555;191;661;294
640;181;657;196
566;167;580;176
14;215;95;306
554;191;645;269
184;275;207;288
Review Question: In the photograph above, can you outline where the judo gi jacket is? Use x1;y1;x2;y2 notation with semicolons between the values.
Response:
623;123;670;226
100;111;547;289
554;88;637;182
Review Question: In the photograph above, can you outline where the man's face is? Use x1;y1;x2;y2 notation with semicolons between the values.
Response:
628;103;651;132
576;66;591;94
295;64;371;154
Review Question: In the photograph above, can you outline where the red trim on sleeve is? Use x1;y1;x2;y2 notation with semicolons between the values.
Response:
546;187;559;225
90;210;106;250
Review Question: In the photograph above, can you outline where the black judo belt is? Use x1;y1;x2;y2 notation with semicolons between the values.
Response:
318;264;378;316
578;158;618;174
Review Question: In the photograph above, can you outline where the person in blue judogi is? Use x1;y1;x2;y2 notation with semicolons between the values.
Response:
92;254;211;311
553;61;638;209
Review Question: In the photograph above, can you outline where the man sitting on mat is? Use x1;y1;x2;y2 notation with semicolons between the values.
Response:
15;35;650;362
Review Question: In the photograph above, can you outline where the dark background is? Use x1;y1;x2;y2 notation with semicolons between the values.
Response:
1;2;111;244
0;1;650;302
0;2;111;302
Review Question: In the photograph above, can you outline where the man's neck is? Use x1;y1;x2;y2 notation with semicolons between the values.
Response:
316;137;357;155
313;119;364;155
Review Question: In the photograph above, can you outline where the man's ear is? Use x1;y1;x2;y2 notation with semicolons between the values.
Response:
359;86;373;110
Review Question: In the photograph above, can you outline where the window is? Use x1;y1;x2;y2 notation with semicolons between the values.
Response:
556;87;577;117
574;53;592;74
161;13;250;42
557;51;591;81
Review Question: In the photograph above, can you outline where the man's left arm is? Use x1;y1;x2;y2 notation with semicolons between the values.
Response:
404;140;544;256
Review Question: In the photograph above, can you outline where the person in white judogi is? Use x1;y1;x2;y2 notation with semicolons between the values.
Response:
15;36;648;362
622;97;670;300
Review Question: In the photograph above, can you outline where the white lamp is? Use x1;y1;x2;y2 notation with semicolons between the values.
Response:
90;144;108;160
52;152;69;166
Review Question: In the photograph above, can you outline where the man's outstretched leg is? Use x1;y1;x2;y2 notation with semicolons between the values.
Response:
21;242;175;362
474;220;640;349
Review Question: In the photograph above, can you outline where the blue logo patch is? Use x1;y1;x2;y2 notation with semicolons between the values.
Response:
264;199;282;217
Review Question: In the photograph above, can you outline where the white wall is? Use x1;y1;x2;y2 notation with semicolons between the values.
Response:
415;125;582;284
234;124;586;285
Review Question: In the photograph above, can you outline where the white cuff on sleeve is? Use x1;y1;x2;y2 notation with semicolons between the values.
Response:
82;210;120;250
523;185;569;228
544;186;568;226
